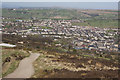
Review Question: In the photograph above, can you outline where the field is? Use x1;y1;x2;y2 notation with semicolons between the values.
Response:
2;9;118;19
2;8;118;28
72;19;118;28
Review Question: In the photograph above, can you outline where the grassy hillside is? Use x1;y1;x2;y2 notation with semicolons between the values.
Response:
72;19;118;28
2;8;118;28
2;8;118;20
2;48;30;77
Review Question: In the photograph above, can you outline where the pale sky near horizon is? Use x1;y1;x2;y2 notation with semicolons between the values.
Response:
2;2;118;10
1;0;120;2
1;0;119;10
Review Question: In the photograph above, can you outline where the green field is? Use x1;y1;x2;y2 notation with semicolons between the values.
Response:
2;8;118;20
2;8;118;28
72;19;118;28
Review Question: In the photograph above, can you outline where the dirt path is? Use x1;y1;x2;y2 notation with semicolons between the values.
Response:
5;52;40;78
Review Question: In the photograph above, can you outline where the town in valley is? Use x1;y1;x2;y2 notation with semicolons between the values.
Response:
1;3;120;79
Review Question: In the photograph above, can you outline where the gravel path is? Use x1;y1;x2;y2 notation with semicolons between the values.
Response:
5;53;40;78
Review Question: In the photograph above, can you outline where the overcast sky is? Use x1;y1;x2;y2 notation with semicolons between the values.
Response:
2;2;118;10
1;0;120;2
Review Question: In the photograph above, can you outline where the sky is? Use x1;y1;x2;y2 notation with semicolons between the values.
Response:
1;0;120;2
2;2;118;10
